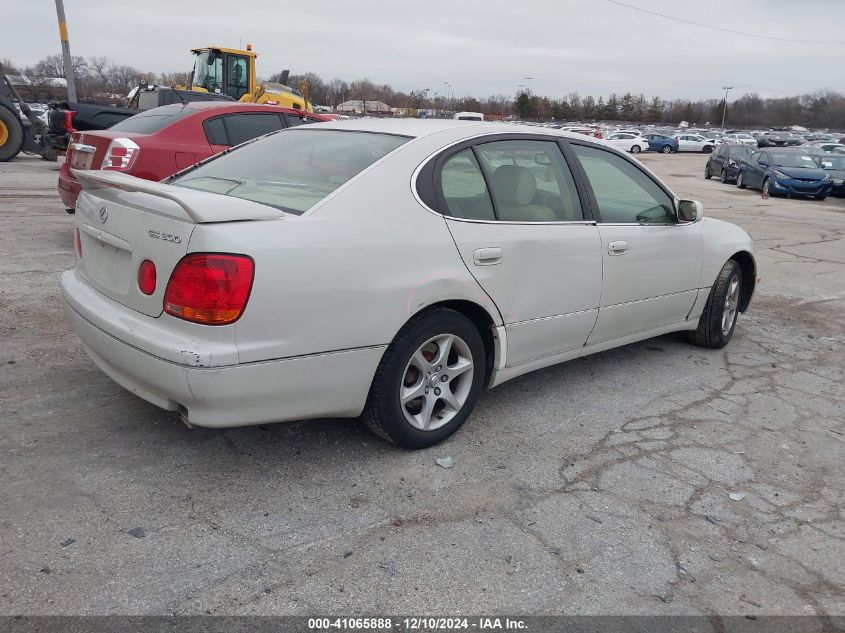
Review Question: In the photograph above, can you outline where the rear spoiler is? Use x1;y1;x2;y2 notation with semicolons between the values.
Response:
71;169;285;224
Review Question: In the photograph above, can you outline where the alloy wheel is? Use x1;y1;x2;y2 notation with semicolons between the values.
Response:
721;274;740;336
400;334;474;431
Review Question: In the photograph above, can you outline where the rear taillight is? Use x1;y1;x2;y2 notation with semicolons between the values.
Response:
64;110;76;133
102;138;140;171
137;260;157;295
163;254;254;325
74;228;82;257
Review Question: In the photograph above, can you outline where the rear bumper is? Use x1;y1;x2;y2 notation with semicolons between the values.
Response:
60;269;385;428
58;169;80;209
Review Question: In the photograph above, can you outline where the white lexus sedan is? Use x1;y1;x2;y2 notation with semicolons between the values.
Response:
61;120;755;449
604;132;650;154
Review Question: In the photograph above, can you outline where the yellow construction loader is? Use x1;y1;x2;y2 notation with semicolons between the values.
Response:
184;45;312;112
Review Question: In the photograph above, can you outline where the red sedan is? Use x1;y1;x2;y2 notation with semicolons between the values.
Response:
58;102;330;212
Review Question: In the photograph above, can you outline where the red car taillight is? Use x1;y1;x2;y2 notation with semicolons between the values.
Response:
102;137;140;171
74;228;82;257
137;260;157;295
64;111;76;133
163;254;254;325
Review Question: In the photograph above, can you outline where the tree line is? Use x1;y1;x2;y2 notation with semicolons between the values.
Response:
4;55;844;129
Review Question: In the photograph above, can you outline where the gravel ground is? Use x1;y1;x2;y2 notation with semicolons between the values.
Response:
0;150;843;620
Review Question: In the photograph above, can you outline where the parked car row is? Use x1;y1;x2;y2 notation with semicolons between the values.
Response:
705;144;844;200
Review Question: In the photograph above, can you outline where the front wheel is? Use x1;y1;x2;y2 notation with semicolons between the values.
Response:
736;171;747;189
690;259;742;349
720;169;728;184
362;308;486;449
814;193;827;201
631;145;642;154
702;145;714;154
762;177;771;198
704;163;712;179
661;144;672;154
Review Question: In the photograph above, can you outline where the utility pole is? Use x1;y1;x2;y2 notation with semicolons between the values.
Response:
54;0;77;102
720;86;733;131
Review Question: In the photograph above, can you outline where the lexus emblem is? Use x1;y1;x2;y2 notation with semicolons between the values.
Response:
98;206;109;223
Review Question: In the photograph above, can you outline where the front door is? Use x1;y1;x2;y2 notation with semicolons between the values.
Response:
437;139;602;367
568;143;702;344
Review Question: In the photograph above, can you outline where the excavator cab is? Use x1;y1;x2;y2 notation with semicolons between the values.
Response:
186;45;311;111
189;46;255;100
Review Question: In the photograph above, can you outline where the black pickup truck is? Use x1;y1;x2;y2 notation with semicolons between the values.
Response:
47;87;234;151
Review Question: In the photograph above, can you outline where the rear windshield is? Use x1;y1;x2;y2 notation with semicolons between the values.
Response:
817;154;845;169
729;145;754;156
172;129;410;215
110;105;196;134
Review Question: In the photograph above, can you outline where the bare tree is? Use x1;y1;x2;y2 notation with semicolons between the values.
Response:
34;54;88;79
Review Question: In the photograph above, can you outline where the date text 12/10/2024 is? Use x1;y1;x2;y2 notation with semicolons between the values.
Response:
308;617;528;630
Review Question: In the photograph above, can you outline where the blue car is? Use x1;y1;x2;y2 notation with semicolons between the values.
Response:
643;133;679;153
736;149;832;200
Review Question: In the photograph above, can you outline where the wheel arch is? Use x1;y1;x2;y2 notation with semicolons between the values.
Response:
730;250;756;312
404;299;499;388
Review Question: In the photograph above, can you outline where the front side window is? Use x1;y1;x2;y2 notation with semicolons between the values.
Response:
192;51;223;93
474;139;583;222
571;144;674;224
439;149;495;220
174;130;409;215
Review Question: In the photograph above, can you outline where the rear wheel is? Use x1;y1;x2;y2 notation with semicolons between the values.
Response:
362;308;486;449
0;106;24;162
702;145;714;154
690;259;742;349
736;171;747;189
631;145;641;154
661;144;672;154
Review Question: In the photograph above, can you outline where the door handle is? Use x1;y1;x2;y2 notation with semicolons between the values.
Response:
608;240;628;255
473;247;503;266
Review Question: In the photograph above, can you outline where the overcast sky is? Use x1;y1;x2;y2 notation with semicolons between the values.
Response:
6;0;844;100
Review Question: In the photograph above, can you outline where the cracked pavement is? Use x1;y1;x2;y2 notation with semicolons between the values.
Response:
0;152;843;620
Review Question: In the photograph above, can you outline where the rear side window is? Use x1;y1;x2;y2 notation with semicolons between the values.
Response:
439;150;495;220
110;105;196;134
174;130;409;215
222;113;284;146
203;117;227;145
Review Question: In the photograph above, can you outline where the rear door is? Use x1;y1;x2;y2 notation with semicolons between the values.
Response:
568;142;702;344
436;138;603;367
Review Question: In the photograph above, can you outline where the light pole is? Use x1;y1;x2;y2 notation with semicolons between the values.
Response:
444;82;451;111
54;0;77;101
720;86;733;131
524;76;533;95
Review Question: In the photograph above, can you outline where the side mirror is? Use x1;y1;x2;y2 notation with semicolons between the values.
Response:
759;160;769;167
677;199;704;223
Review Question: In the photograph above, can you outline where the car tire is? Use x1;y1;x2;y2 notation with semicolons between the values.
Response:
362;307;486;449
736;171;746;189
702;145;714;154
720;169;728;184
814;194;827;201
661;144;672;154
762;177;771;198
704;164;712;179
689;259;742;349
0;106;25;162
65;208;75;214
631;145;641;154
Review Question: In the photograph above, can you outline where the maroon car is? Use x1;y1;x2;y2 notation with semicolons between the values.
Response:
58;102;330;212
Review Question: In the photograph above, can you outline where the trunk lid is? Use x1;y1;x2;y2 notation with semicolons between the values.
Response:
73;170;285;317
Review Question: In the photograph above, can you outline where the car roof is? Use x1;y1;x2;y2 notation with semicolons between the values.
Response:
153;101;325;117
303;117;597;143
